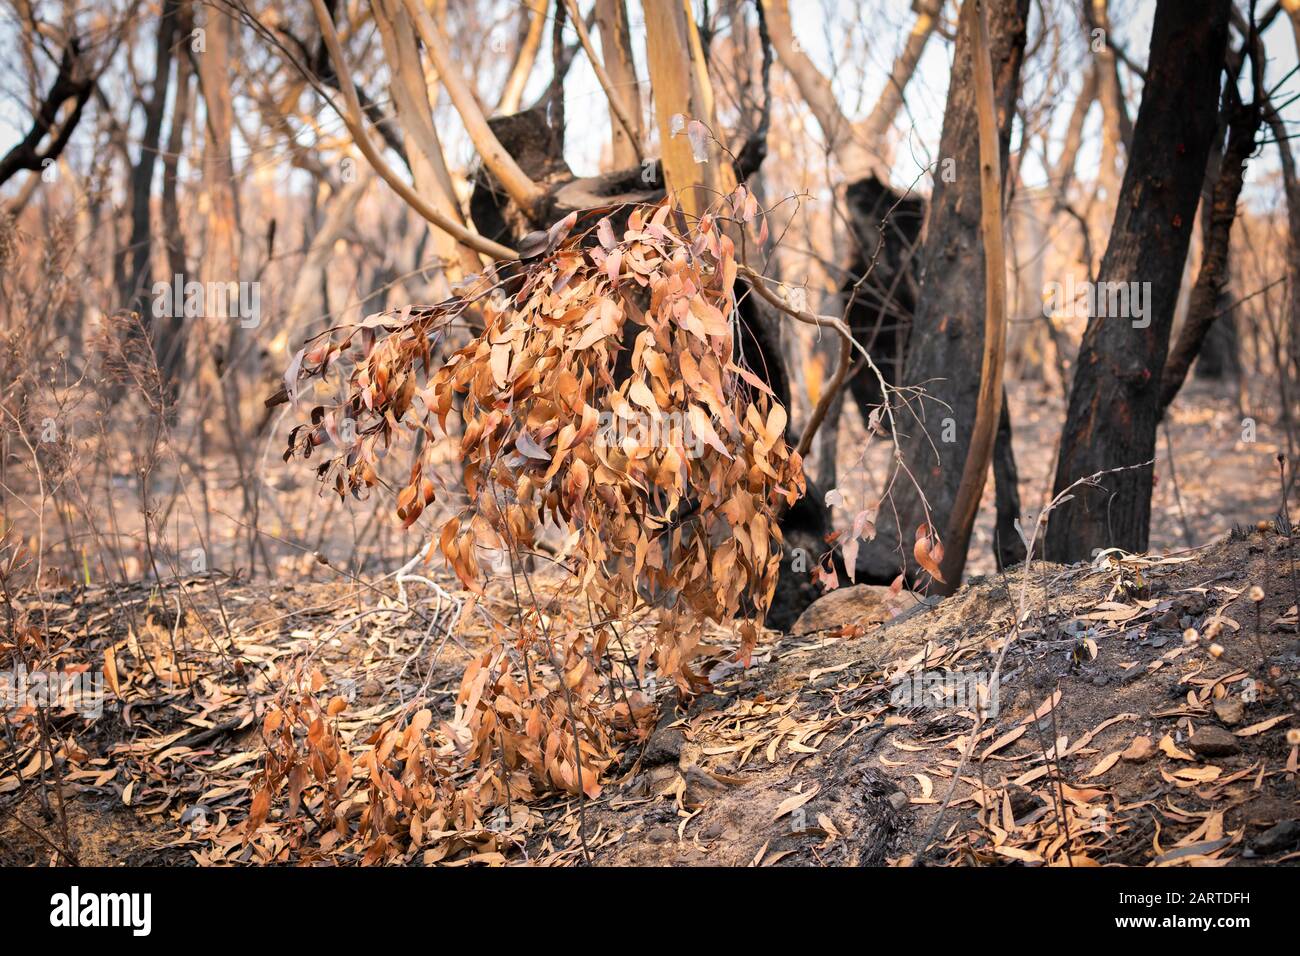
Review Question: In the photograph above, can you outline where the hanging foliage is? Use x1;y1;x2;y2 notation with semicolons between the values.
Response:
257;192;805;860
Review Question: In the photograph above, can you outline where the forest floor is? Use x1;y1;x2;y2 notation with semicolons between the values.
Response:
833;377;1272;579
2;526;1297;867
2;378;1297;866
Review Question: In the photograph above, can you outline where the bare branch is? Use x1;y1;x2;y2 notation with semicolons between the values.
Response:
308;0;517;260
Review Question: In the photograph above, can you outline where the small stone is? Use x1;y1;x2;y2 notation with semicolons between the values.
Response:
1121;735;1155;762
1006;786;1041;820
646;826;676;844
1187;725;1241;758
790;584;920;637
1155;607;1179;629
1249;820;1300;855
888;790;909;811
1212;698;1244;726
642;726;685;766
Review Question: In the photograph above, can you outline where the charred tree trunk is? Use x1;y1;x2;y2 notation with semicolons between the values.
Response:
856;0;1030;584
839;177;925;417
156;1;194;405
993;394;1026;569
119;0;178;312
1161;45;1261;411
1046;0;1230;562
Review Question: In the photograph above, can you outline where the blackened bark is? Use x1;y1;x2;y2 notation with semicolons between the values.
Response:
857;0;1030;584
156;1;194;403
119;0;179;311
841;177;925;413
0;39;95;187
810;175;923;494
1046;0;1230;562
993;392;1026;569
1161;78;1261;411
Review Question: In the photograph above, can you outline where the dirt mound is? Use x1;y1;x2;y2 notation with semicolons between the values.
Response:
568;530;1299;866
3;529;1296;866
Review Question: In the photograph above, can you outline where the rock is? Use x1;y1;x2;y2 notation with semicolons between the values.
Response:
644;763;678;791
1187;725;1241;758
1212;698;1244;726
1006;786;1041;820
699;819;724;840
791;584;920;637
646;826;676;844
1249;820;1300;855
888;790;909;811
641;725;685;766
1121;735;1155;762
682;764;728;805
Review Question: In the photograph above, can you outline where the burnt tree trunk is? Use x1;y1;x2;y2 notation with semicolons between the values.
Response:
1046;0;1230;562
1161;65;1261;411
157;1;193;407
119;0;178;312
993;394;1026;569
857;0;1030;584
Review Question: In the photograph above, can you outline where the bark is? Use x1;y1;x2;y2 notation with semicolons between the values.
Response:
401;0;545;215
156;1;194;398
562;0;642;166
856;0;1030;584
933;0;1012;588
119;0;179;311
993;393;1026;568
641;0;735;219
1161;81;1260;411
595;0;644;168
196;7;240;286
310;0;514;260
1046;0;1230;562
496;0;548;116
194;1;243;429
1268;102;1300;417
0;39;95;187
373;0;481;282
